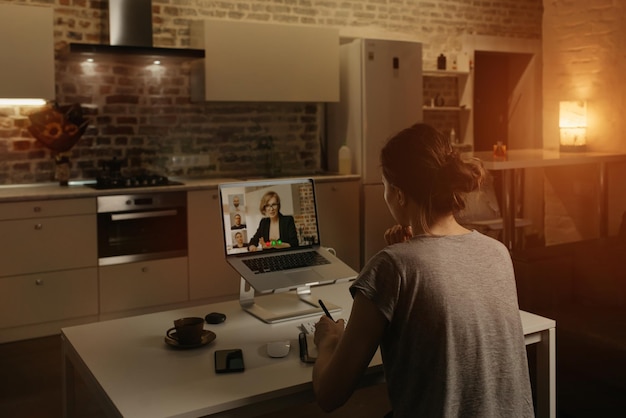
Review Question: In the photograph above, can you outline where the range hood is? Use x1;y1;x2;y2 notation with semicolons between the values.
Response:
63;0;204;61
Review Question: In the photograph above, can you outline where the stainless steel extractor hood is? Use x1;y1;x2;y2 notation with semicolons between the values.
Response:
109;0;152;47
63;0;204;61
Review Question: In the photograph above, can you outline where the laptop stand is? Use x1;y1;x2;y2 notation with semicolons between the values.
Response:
239;277;341;324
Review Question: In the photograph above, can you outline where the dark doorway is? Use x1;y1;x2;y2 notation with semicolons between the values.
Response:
474;52;510;152
474;51;536;152
473;51;537;222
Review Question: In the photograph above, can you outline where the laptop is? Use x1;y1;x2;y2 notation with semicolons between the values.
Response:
218;178;358;293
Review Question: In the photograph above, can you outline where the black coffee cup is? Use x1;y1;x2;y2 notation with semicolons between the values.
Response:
166;317;204;345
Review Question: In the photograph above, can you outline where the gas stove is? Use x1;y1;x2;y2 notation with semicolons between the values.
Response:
86;174;183;190
85;158;183;190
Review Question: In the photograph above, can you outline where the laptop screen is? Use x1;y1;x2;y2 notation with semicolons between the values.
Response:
218;178;321;257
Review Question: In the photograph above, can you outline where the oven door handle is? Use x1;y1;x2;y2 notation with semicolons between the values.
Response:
111;209;179;221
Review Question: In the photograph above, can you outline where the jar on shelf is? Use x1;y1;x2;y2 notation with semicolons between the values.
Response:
437;54;447;70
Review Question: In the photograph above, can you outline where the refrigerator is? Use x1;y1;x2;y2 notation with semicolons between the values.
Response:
326;38;423;267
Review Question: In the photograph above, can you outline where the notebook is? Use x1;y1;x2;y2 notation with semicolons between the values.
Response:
218;178;358;293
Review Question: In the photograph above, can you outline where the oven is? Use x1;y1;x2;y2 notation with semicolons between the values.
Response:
97;192;187;266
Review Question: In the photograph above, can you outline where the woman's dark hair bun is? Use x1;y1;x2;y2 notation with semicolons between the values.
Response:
433;149;484;212
380;123;485;223
443;151;484;193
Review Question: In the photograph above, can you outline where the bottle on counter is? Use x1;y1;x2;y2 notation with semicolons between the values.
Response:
450;128;457;144
493;141;507;158
338;145;352;175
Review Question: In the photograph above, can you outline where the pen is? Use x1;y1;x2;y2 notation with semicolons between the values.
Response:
318;299;334;321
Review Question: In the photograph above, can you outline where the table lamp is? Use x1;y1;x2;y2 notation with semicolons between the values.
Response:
559;100;587;152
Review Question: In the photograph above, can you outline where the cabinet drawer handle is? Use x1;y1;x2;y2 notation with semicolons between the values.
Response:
33;206;42;213
141;267;149;273
34;223;43;230
35;279;44;286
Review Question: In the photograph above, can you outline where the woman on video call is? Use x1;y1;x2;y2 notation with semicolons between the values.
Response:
248;191;299;251
312;123;533;417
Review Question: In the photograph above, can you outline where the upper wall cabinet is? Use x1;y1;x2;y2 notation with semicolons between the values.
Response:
190;20;339;102
0;4;54;100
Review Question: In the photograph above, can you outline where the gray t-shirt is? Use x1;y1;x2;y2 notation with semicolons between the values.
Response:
350;230;534;417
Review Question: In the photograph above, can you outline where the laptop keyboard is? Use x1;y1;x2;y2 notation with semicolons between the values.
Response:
243;251;330;274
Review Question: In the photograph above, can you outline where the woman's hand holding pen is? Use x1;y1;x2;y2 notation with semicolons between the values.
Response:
314;316;345;350
315;299;344;349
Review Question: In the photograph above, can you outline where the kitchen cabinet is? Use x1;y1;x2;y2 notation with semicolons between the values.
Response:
187;190;240;302
0;198;98;342
0;4;54;100
190;19;339;102
315;177;361;271
0;177;359;342
422;70;473;149
0;198;97;277
0;268;97;329
99;257;189;314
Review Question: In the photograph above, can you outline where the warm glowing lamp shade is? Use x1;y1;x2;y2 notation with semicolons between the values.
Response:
559;101;587;152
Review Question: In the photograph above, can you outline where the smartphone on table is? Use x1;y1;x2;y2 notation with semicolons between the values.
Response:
214;349;245;373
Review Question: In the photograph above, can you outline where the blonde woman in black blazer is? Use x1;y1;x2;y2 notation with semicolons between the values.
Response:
248;191;298;251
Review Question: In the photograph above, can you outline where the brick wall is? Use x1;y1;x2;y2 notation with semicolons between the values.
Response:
0;0;543;185
542;0;626;242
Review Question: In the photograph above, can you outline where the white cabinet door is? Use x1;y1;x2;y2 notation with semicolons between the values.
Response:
0;214;97;277
0;268;98;328
190;19;339;102
0;198;97;341
99;257;188;314
187;190;240;301
315;179;361;271
0;4;54;100
0;196;97;280
0;198;95;220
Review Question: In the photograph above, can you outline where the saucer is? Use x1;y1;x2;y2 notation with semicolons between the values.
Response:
164;330;216;349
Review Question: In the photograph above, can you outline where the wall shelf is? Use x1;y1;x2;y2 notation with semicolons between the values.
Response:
422;68;474;146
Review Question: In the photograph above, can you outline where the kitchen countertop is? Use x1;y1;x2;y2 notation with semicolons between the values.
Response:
0;174;360;203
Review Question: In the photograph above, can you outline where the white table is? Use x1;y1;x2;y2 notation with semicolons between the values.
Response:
470;149;626;250
62;281;556;418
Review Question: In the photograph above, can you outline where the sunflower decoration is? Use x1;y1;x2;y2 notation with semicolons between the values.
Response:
27;103;89;185
28;102;88;153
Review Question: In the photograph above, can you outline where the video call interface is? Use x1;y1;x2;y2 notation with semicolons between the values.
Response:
220;181;320;256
